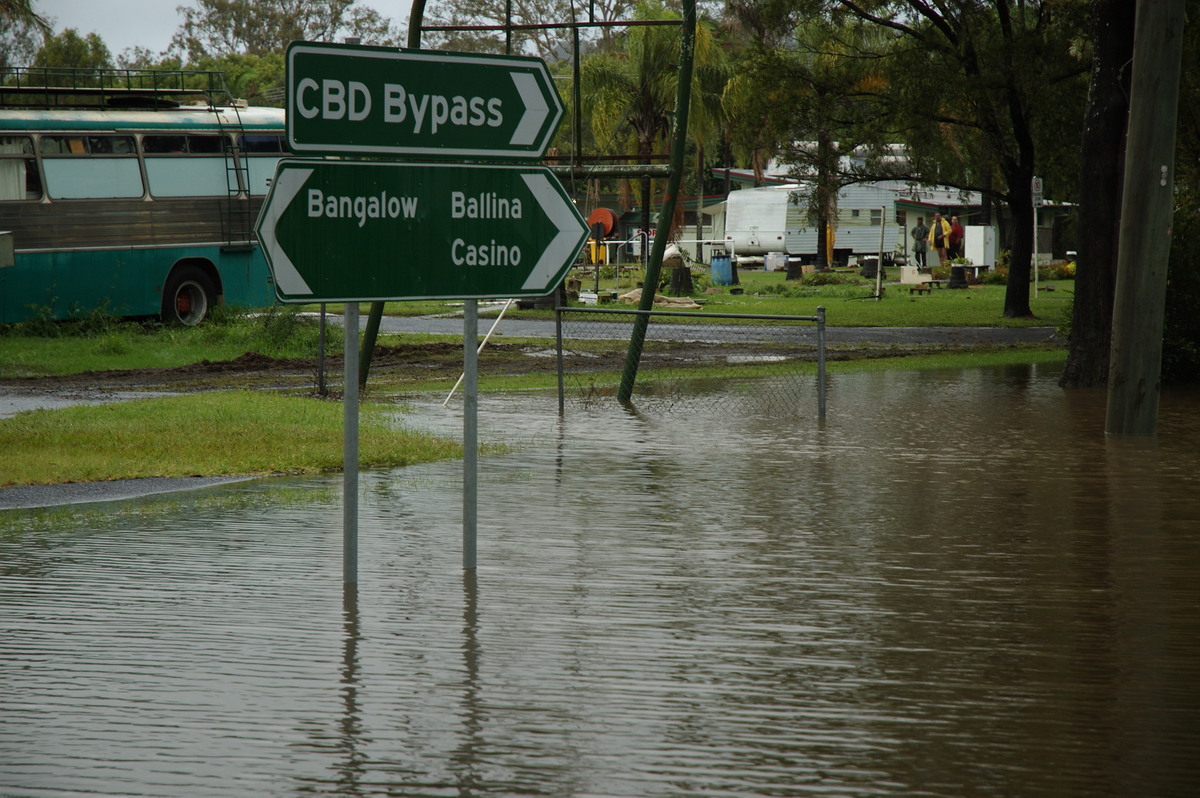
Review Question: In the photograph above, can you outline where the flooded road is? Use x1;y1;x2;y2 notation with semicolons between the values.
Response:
3;363;1199;797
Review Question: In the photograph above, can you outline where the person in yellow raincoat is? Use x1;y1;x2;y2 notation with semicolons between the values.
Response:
929;212;951;267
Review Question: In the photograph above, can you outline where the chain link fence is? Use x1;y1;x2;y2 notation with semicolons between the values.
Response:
554;307;826;417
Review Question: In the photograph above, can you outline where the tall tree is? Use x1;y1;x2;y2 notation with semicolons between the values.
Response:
759;17;891;269
33;28;112;73
422;0;638;60
580;1;721;290
1160;0;1200;383
1058;0;1135;388
0;0;46;26
582;3;685;229
0;0;50;66
687;52;731;260
169;0;402;61
753;1;1090;317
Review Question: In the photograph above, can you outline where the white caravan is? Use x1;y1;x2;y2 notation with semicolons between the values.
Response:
722;180;982;268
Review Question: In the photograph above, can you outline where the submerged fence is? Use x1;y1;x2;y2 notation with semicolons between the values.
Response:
554;306;826;417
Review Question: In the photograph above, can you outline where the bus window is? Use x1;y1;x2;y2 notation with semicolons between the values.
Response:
238;134;284;153
40;134;142;199
143;134;226;154
143;135;187;154
186;134;225;154
238;134;285;195
0;136;41;201
88;136;136;154
144;133;231;197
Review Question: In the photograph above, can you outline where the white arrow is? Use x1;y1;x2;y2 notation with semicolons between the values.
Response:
258;167;314;297
509;72;549;147
521;172;584;291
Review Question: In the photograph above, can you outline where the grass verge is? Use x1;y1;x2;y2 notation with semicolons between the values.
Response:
0;391;461;487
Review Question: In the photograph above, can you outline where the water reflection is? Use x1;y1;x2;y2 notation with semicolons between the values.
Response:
2;364;1199;797
337;584;365;796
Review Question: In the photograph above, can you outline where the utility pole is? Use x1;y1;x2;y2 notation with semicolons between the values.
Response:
1106;0;1186;435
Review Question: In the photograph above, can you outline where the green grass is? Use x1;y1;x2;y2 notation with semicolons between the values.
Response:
0;391;461;486
0;305;330;378
289;270;1075;329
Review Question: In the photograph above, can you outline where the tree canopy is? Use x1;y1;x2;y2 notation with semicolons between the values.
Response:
169;0;403;62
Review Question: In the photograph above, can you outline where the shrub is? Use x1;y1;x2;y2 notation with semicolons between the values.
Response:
801;271;857;286
1038;261;1076;281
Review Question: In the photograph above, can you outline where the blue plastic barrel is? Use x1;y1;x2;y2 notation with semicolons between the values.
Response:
710;254;733;286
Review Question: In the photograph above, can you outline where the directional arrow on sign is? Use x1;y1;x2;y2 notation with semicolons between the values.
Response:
286;42;565;159
255;159;589;302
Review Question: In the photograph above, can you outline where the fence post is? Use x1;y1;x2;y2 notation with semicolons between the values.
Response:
817;305;826;420
556;306;565;414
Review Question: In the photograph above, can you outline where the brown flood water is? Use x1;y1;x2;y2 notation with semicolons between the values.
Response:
2;362;1199;797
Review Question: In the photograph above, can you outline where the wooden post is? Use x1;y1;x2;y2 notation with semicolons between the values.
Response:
1106;0;1186;435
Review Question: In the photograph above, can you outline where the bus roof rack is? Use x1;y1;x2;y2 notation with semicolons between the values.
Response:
0;66;237;110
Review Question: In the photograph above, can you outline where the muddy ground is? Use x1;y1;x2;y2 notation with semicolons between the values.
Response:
0;339;948;398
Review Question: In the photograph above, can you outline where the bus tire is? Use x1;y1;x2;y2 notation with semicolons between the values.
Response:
162;265;215;325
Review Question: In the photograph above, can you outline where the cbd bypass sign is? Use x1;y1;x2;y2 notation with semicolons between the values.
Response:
286;42;564;159
257;160;588;302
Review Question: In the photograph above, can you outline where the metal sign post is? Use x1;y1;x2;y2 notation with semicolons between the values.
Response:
343;303;359;585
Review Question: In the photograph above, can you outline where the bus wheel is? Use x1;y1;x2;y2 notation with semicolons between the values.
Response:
162;266;215;325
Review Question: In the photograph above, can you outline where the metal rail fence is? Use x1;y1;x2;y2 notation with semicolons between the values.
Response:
554;306;826;417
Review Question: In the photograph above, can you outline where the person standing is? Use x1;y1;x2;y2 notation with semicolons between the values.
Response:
930;212;951;266
948;215;965;260
910;216;929;270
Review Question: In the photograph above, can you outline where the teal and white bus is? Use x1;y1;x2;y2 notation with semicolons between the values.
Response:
0;68;287;324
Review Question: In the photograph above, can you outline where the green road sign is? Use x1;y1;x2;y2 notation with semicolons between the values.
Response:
256;159;588;302
286;42;564;159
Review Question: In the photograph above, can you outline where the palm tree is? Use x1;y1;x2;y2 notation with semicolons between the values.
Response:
0;0;49;29
687;43;731;262
581;0;722;291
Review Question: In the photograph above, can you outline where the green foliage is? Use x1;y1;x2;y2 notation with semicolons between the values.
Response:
170;0;403;62
1;303;123;339
0;11;46;66
32;28;112;71
799;271;857;286
1038;261;1077;281
980;267;1008;286
189;52;286;106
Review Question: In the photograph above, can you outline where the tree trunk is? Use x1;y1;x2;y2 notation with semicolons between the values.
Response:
1003;186;1035;317
1060;0;1135;388
669;265;695;295
694;145;705;261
